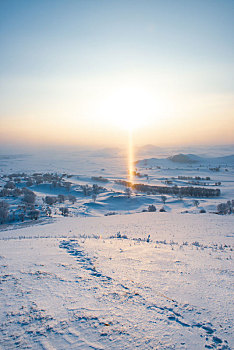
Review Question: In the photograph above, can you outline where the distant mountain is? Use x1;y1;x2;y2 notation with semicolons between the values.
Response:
212;154;234;164
168;154;202;164
136;153;234;167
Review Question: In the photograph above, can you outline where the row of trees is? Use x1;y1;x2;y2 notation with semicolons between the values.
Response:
2;173;72;191
44;194;76;205
91;176;109;183
0;200;71;223
0;200;40;224
0;187;36;204
0;171;109;224
80;184;105;196
5;172;67;182
115;180;221;198
178;176;211;181
187;180;221;186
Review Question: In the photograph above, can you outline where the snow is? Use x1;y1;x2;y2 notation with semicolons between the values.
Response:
0;148;233;349
0;212;233;349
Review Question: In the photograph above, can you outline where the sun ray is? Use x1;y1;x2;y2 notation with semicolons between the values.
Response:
128;129;134;183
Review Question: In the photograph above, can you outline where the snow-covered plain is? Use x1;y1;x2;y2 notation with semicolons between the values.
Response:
0;148;233;349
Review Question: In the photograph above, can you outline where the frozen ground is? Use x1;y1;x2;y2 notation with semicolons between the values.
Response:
1;148;234;220
0;213;233;349
0;147;233;349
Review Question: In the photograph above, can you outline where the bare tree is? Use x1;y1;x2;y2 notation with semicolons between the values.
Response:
18;212;25;222
45;196;57;205
68;195;76;204
125;187;132;198
22;188;36;204
64;182;72;191
81;185;91;196
60;207;69;216
46;206;52;217
193;200;200;208
28;209;40;220
0;201;9;224
4;181;16;189
148;205;156;212
58;194;65;203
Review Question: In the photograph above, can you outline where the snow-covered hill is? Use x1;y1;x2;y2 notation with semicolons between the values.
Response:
0;213;233;349
136;153;234;167
0;149;233;349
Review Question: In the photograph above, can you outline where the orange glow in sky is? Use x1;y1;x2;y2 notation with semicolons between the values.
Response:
0;1;233;149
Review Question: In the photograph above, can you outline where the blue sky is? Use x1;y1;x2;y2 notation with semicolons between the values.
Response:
0;0;234;147
1;0;233;79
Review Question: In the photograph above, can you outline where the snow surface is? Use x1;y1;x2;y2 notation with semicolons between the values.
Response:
0;148;233;349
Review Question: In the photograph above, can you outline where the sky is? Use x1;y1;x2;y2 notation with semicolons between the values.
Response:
0;0;234;149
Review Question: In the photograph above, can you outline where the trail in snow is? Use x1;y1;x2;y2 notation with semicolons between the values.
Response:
0;231;232;349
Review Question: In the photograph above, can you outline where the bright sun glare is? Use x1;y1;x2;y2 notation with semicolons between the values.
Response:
96;84;161;181
98;85;157;131
96;85;159;181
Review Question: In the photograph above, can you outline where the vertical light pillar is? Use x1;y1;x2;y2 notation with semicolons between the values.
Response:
128;129;134;183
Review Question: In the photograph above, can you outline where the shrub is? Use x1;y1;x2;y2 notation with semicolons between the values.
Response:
159;207;166;212
60;207;69;216
23;189;36;204
4;181;16;189
193;200;200;207
91;176;108;183
81;185;92;196
45;196;57;205
28;209;40;220
18;212;25;222
92;184;104;194
148;205;156;212
125;187;132;198
68;195;76;204
46;206;52;216
217;200;234;215
34;176;43;185
58;194;65;203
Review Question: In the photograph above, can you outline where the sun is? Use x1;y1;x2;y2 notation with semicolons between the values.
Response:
97;85;157;131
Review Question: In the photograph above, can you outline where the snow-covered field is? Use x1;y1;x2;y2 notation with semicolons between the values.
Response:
0;148;233;349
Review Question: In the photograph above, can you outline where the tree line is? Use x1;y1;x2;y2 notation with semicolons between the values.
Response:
115;180;221;198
